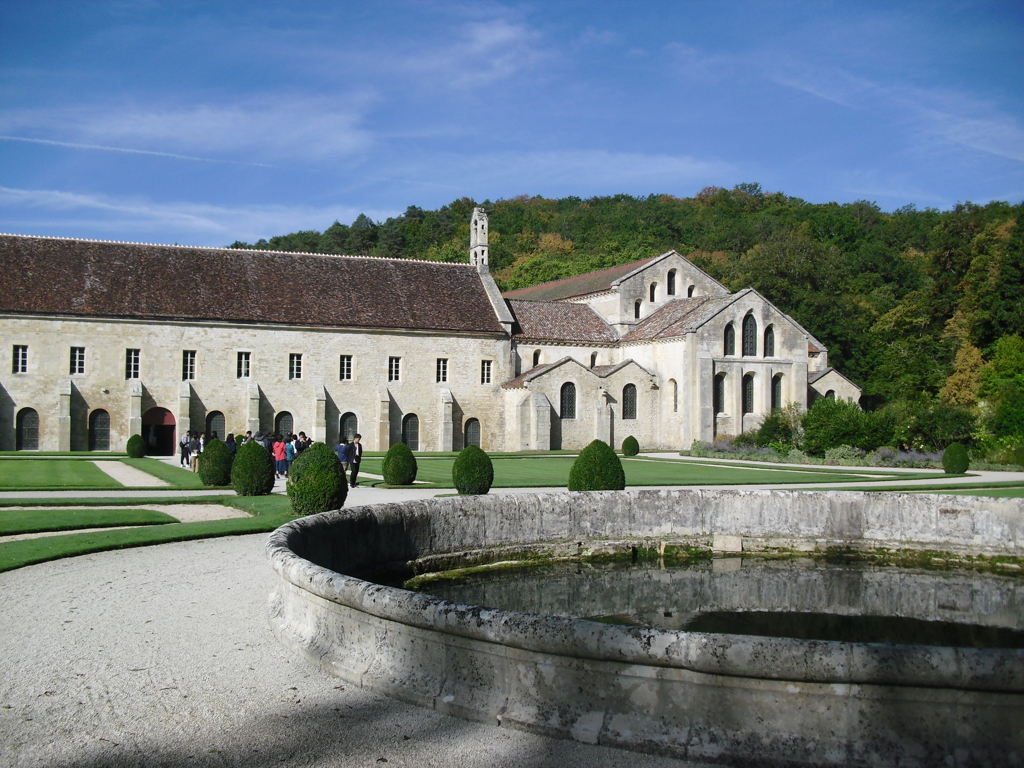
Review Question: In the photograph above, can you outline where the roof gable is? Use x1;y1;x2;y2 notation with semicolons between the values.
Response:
501;257;657;301
502;356;654;389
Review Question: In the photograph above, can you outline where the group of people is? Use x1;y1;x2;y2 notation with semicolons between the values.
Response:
178;430;236;472
333;434;363;488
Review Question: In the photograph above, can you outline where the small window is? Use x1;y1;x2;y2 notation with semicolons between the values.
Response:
436;358;448;383
464;418;481;448
70;346;86;375
714;374;726;415
622;384;637;420
388;356;401;382
649;283;658;302
724;325;735;356
480;360;492;384
532;350;541;367
825;390;836;400
590;352;597;368
764;326;775;358
634;300;642;319
182;350;196;381
89;409;110;451
237;351;250;379
667;270;676;296
402;413;419;450
742;315;757;356
124;349;140;380
560;382;576;419
743;374;755;415
670;378;678;412
339;355;352;380
771;374;783;411
289;353;302;380
687;285;695;297
13;345;28;374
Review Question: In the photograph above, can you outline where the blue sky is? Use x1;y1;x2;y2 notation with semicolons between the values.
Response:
2;1;1022;246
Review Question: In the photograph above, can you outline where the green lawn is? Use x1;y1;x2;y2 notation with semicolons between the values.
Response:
120;458;216;489
0;460;123;490
0;508;178;536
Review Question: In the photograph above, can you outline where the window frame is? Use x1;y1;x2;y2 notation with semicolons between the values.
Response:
388;356;401;382
237;351;251;379
667;270;676;296
742;314;757;357
742;374;755;415
723;324;735;356
622;383;637;420
480;359;492;385
124;348;140;380
70;346;86;375
560;382;576;419
289;353;303;380
436;357;448;383
764;326;775;358
182;350;196;381
12;345;28;374
339;354;353;381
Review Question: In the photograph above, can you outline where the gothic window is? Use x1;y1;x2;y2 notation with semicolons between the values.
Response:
402;414;419;450
206;411;225;440
667;270;676;296
764;326;775;357
771;374;783;411
713;374;726;415
16;407;39;450
464;418;481;448
634;300;642;319
560;382;576;419
89;409;110;451
622;384;637;420
724;324;735;356
742;374;755;415
742;315;757;356
340;412;358;441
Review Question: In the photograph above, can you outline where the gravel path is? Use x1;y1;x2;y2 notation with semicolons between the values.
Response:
91;461;170;488
0;534;701;768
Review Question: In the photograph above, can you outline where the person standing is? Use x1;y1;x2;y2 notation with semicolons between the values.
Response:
272;435;288;479
285;435;296;476
180;430;192;468
334;437;349;471
349;434;362;488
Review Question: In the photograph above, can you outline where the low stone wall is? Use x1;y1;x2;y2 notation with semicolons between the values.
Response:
266;489;1024;767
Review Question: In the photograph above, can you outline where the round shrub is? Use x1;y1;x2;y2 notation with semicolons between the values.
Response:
568;439;625;491
126;434;146;458
452;444;494;495
231;439;275;496
382;442;418;485
198;438;233;486
621;435;640;457
287;442;347;515
942;442;969;474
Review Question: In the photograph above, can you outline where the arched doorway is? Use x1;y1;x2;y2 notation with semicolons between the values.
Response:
401;414;419;450
275;411;293;437
89;409;110;451
464;418;480;448
206;411;225;440
16;408;39;451
142;407;175;456
340;412;358;442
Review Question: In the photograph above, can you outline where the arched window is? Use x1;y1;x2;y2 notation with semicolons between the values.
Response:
649;283;658;302
669;378;678;412
622;384;637;420
713;374;726;415
532;349;541;367
742;314;757;356
764;326;775;357
401;413;419;450
667;270;676;296
634;300;642;319
590;352;597;368
724;324;735;356
275;411;293;437
825;390;836;400
771;374;783;411
206;411;225;440
89;409;110;451
742;374;755;415
340;412;358;441
560;382;576;419
16;407;39;451
687;285;695;297
464;418;481;448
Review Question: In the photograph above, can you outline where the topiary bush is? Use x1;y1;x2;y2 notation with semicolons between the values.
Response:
231;439;275;496
382;442;418;485
568;439;625;491
452;444;494;495
621;435;640;456
126;434;145;458
198;438;233;486
287;442;347;515
942;442;969;474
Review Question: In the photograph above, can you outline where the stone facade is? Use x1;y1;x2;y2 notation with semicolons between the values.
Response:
0;210;859;453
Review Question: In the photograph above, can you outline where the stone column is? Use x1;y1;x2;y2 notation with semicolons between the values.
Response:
178;381;192;438
57;379;72;452
594;387;611;444
531;392;551;450
438;388;454;452
128;380;142;440
793;361;809;411
697;357;714;445
377;390;391;452
313;384;327;443
247;381;261;435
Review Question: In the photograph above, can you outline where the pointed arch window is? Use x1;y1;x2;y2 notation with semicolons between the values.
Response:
724;324;735;356
764;326;775;357
560;382;576;419
622;384;637;420
742;315;757;356
742;374;755;415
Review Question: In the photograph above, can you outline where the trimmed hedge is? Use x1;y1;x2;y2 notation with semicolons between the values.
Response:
287;442;347;516
382;442;418;485
231;439;276;496
452;444;494;495
126;434;146;458
568;439;625;491
942;442;969;474
198;438;233;486
621;435;640;456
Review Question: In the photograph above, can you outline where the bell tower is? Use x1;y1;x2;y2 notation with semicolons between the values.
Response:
470;207;489;271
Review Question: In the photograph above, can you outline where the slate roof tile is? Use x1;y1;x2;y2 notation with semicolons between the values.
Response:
507;299;618;343
621;296;736;342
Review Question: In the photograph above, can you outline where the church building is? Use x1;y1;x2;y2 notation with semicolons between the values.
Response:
0;209;859;454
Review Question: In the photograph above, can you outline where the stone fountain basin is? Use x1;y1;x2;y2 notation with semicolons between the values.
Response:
266;489;1024;767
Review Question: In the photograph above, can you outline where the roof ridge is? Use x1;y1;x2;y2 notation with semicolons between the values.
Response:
0;233;473;267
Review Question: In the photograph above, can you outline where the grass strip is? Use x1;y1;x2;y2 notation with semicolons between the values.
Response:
119;458;220;489
0;508;178;536
0;460;123;490
0;495;234;508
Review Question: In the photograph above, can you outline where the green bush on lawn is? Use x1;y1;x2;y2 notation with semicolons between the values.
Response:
452;445;494;495
231;440;275;496
942;442;969;474
198;438;233;486
621;435;640;456
287;442;347;516
568;439;625;491
382;442;417;485
126;434;146;458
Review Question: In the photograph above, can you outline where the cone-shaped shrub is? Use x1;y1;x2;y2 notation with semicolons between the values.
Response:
198;438;233;486
126;434;146;458
231;439;275;496
382;442;418;485
621;435;640;456
287;442;348;516
942;442;969;474
452;444;494;495
568;439;626;491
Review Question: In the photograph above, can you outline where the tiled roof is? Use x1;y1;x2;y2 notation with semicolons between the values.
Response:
507;299;618;343
501;362;560;389
807;368;834;385
621;296;736;342
0;235;505;334
502;257;657;301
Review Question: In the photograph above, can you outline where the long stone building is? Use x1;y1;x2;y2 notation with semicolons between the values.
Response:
0;209;859;454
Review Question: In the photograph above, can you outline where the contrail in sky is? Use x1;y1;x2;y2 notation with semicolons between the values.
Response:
0;135;275;167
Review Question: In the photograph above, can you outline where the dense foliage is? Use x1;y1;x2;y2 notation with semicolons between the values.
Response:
452;444;494;495
621;436;640;456
198;438;233;486
234;187;1024;458
125;434;145;458
942;442;969;475
568;439;626;491
382;442;418;485
287;442;347;515
230;440;275;496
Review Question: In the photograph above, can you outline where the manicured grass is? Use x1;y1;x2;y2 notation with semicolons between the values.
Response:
0;495;233;508
0;508;178;536
0;460;124;490
120;458;216;489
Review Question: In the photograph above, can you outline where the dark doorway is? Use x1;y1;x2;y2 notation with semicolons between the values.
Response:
275;411;293;437
401;414;419;450
142;407;176;456
89;409;110;451
464;418;480;448
206;411;225;441
340;412;358;441
16;407;39;451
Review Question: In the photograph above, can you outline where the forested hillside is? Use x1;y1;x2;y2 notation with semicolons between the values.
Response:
230;185;1023;458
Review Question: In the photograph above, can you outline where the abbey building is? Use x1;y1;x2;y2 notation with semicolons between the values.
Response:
0;209;859;454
